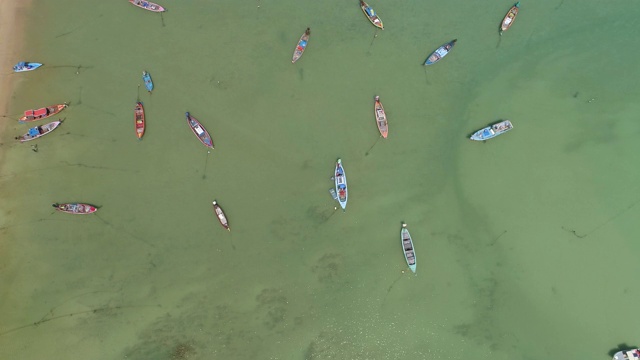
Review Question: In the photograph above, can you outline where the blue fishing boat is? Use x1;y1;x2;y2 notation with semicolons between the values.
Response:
185;112;214;148
424;39;457;65
13;62;42;72
469;120;513;141
401;223;416;273
142;71;153;93
334;159;347;210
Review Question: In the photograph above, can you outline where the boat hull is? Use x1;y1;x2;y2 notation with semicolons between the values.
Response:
53;203;98;214
185;112;214;148
212;200;230;231
500;2;520;34
334;159;348;210
13;62;42;72
469;120;513;141
135;102;145;139
292;28;310;63
424;39;457;65
19;103;67;123
613;349;640;360
360;0;384;29
374;96;388;138
401;224;416;273
18;120;62;142
142;71;153;93
129;0;166;12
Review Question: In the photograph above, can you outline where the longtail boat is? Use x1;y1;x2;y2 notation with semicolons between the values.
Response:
469;120;513;141
292;28;311;64
212;200;230;231
334;158;348;210
424;39;457;65
19;103;68;123
129;0;166;12
134;102;145;139
401;223;416;273
185;112;214;148
374;95;388;138
142;71;153;93
500;2;520;35
52;203;98;214
360;0;384;30
13;62;42;72
17;120;63;142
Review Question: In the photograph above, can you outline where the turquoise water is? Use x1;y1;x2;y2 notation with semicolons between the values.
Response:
1;0;640;359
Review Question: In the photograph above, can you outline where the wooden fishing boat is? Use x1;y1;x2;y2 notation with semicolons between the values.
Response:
52;203;98;214
500;2;520;35
613;348;640;360
129;0;166;12
142;71;153;93
374;95;388;138
424;39;457;65
17;120;63;142
185;112;214;148
13;62;42;72
469;120;513;141
19;103;67;123
334;158;348;210
134;102;145;139
360;0;384;30
212;200;230;231
292;28;311;64
401;223;416;273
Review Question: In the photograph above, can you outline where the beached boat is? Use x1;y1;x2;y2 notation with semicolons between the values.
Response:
134;102;145;139
334;158;348;210
292;28;311;64
360;0;384;30
19;103;67;123
13;62;42;72
52;203;98;214
500;2;520;35
142;71;153;93
424;39;457;65
613;348;640;360
212;200;230;231
469;120;513;141
129;0;166;12
401;223;416;273
17;120;63;142
374;95;388;138
185;112;214;148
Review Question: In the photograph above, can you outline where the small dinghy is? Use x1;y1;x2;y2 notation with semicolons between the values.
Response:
142;71;153;93
52;203;98;214
17;120;63;142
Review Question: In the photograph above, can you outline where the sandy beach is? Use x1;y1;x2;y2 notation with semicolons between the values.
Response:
0;0;30;140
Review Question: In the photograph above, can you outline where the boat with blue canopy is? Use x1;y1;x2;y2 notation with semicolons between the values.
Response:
13;62;42;72
469;120;513;141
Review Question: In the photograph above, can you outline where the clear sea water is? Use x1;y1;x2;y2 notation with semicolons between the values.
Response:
1;0;639;359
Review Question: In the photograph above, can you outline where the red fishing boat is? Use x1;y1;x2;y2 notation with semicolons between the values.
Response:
129;0;166;12
19;103;67;123
134;102;145;139
52;203;98;214
212;200;230;231
500;2;520;35
374;95;388;138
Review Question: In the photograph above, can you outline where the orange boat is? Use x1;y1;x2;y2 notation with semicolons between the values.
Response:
19;103;67;123
500;2;520;35
134;102;145;139
374;95;388;138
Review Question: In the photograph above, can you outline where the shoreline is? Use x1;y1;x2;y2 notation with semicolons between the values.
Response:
0;0;30;145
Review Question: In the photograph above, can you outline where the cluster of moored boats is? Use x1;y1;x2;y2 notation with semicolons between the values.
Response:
11;0;521;270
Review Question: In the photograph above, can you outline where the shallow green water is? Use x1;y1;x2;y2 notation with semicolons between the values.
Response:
1;0;640;359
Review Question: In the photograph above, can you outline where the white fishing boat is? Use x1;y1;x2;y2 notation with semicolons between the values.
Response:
469;120;513;141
